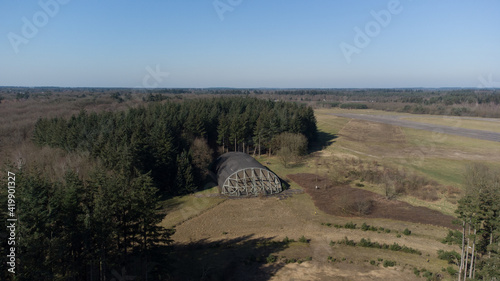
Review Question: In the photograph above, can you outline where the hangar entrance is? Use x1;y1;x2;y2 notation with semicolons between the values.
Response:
214;152;282;196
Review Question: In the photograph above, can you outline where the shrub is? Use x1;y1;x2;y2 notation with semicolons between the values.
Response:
329;240;336;246
370;260;376;265
344;222;356;229
361;223;369;231
383;260;396;267
446;266;457;276
299;235;309;243
414;268;420;277
401;245;422;255
283;236;294;244
304;256;312;261
441;230;462;245
403;228;412;235
422;271;432;279
338;236;356;246
437;250;460;265
389;243;402;251
396;234;401;238
355;183;365;187
266;254;277;263
338;238;421;255
358;238;373;247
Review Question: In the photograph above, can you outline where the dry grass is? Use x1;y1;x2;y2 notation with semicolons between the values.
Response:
402;116;500;133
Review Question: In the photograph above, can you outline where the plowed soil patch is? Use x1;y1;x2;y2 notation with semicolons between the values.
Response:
288;173;456;229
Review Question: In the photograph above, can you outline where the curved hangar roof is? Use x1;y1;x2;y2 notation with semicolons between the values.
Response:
214;152;282;196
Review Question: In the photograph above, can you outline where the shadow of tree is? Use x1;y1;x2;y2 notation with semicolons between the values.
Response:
309;130;337;153
167;234;291;281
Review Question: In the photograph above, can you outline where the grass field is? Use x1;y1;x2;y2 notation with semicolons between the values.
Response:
156;108;500;280
402;116;500;133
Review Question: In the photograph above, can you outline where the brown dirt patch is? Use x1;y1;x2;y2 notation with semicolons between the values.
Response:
340;119;407;144
288;173;457;229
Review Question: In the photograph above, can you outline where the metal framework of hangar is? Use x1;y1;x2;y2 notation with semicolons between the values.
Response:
214;152;282;196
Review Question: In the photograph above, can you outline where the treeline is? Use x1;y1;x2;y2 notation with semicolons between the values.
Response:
0;169;172;281
454;164;500;279
33;97;317;195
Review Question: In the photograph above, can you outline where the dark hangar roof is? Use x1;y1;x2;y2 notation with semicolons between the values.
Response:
214;152;267;187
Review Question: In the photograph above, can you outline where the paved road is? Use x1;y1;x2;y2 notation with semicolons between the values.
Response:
331;113;500;142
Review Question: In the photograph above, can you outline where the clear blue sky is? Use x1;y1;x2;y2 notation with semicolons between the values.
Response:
1;0;499;88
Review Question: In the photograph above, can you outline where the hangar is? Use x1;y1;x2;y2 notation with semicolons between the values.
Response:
214;152;282;196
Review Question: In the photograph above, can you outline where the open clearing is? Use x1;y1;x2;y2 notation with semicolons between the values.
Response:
159;108;500;280
330;112;500;142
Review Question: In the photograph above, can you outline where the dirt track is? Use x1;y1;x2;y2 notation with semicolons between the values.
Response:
331;113;500;142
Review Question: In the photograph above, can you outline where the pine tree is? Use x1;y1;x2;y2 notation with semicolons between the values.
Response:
176;150;196;193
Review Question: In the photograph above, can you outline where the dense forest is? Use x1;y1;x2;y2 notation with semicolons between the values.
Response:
0;97;317;280
2;87;498;117
32;97;317;194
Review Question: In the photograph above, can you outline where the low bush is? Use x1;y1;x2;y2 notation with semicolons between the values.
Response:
437;250;460;265
422;270;433;279
337;236;356;246
361;223;369;231
344;222;357;229
298;235;309;243
414;268;420;277
383;260;396;267
446;266;457;276
441;230;462;245
266;254;277;263
403;228;412;235
336;237;422;255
